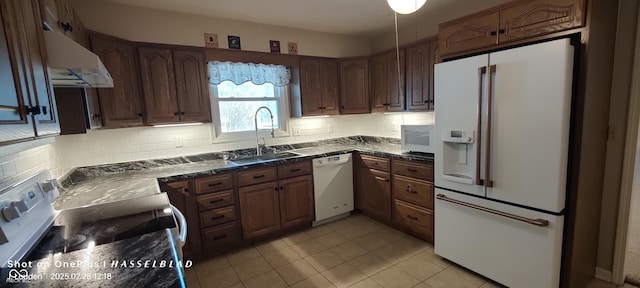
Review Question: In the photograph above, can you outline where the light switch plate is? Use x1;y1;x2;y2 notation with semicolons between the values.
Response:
292;127;301;136
288;42;298;55
204;33;218;48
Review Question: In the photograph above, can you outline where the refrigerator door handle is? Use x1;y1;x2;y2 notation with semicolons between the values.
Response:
476;67;486;186
485;65;497;187
436;194;550;227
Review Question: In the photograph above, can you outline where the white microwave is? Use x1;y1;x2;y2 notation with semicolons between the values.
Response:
401;125;435;153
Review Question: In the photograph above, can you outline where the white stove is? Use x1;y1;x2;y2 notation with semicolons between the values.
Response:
0;170;59;270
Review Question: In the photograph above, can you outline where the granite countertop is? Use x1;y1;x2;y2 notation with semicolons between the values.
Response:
8;229;183;288
55;136;433;210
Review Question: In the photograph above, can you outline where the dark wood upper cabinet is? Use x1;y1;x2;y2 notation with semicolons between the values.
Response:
298;58;339;116
0;0;35;143
371;50;405;113
139;47;211;125
370;54;387;112
406;39;437;111
173;50;211;123
138;47;179;125
90;33;144;128
339;58;370;114
0;0;60;145
320;60;340;115
19;0;58;137
438;0;585;57
438;12;499;57
498;0;585;43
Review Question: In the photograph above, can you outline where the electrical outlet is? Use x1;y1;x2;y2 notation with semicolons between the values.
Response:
288;42;298;55
292;127;301;136
175;136;184;148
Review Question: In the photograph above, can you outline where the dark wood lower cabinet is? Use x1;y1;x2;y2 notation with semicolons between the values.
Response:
160;180;201;259
239;181;282;239
357;166;391;223
279;175;314;229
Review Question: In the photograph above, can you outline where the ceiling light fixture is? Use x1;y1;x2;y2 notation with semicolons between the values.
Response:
386;0;426;14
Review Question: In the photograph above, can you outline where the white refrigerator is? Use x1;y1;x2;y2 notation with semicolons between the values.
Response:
433;38;574;288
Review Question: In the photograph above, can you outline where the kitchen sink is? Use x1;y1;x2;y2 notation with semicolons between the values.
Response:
229;151;300;164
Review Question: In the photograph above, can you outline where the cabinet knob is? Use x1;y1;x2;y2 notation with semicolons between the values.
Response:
490;31;497;36
181;112;185;115
174;112;180;116
499;29;506;34
25;106;41;115
60;22;73;32
138;113;143;117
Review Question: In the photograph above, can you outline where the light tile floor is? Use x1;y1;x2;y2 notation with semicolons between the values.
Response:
186;214;504;288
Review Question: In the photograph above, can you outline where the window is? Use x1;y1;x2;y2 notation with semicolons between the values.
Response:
208;61;290;142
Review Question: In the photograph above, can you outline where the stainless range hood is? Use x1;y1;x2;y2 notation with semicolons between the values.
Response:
43;30;114;88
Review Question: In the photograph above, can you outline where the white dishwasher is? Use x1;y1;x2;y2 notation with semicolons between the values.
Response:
312;153;354;225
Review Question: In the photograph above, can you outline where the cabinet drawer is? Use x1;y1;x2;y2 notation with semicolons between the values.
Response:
200;206;235;228
392;160;433;182
360;155;389;171
278;160;312;179
393;175;433;209
202;222;238;248
195;174;234;194
238;167;278;186
197;191;234;211
393;200;433;242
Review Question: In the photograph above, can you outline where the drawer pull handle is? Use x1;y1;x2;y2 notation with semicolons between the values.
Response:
253;175;265;179
213;235;227;240
211;215;225;220
406;215;418;220
407;168;418;173
374;176;389;182
290;168;301;172
210;199;224;204
208;182;223;187
436;194;549;227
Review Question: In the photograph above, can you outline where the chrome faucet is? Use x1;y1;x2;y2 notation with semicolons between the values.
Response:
255;106;275;156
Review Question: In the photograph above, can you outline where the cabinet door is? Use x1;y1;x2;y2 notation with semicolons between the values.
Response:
299;59;323;116
319;59;339;115
339;59;370;114
357;167;391;222
386;50;405;112
438;12;499;57
139;47;178;125
55;0;74;38
0;0;35;143
239;181;281;239
406;42;434;111
18;0;59;137
370;54;387;113
499;0;585;44
279;175;314;229
39;0;60;32
90;34;144;127
84;88;102;129
161;181;201;259
173;49;211;123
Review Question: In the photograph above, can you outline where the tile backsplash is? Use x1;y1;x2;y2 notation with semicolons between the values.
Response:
43;112;433;176
0;139;63;189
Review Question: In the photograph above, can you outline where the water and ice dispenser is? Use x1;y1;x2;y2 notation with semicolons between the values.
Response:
440;129;475;184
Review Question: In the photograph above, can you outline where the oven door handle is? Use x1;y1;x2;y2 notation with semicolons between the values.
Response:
170;205;187;247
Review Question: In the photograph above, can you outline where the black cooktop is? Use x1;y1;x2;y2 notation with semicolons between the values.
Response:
27;194;176;261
